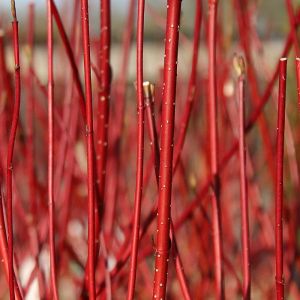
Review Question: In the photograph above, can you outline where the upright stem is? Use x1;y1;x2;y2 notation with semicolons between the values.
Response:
95;0;111;225
7;2;20;299
47;1;59;299
104;0;135;240
144;82;191;299
26;1;37;234
152;1;182;299
236;56;251;299
208;0;224;298
127;0;145;298
234;0;277;188
173;0;202;171
94;0;111;260
275;58;287;300
80;1;96;299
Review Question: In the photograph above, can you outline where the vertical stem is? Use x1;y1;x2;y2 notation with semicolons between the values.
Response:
152;1;182;299
26;1;36;231
80;1;96;299
26;4;46;298
144;83;160;181
144;82;191;300
47;1;59;299
95;0;111;252
172;0;202;171
208;0;224;298
104;0;135;240
7;2;20;299
127;0;145;298
275;58;287;300
236;56;251;299
233;0;277;188
96;0;111;201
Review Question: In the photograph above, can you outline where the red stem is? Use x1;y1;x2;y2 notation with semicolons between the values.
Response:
208;1;224;298
47;1;59;299
152;1;182;299
94;0;111;257
96;0;111;201
173;0;202;171
275;58;287;300
50;0;86;123
103;0;135;241
7;2;20;299
80;1;96;298
26;1;36;231
127;1;145;298
237;58;251;299
234;0;277;188
144;82;191;299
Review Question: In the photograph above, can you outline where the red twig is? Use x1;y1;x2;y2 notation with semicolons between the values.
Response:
6;2;20;299
127;0;145;298
104;0;135;241
173;0;202;171
208;1;224;298
152;1;182;299
26;0;36;231
80;1;96;298
47;1;59;299
236;56;251;299
275;58;287;300
50;0;86;122
144;81;191;299
234;0;277;188
96;0;111;203
94;0;111;258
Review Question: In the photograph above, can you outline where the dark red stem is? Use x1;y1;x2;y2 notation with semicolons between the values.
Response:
275;58;287;300
237;57;251;299
7;2;20;299
47;1;59;299
95;0;111;222
152;1;182;299
80;0;96;298
127;0;145;298
208;1;224;298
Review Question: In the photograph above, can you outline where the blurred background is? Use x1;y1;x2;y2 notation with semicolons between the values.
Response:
0;0;294;41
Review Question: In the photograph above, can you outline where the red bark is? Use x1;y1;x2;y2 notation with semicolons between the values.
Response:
275;58;287;300
152;1;182;299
